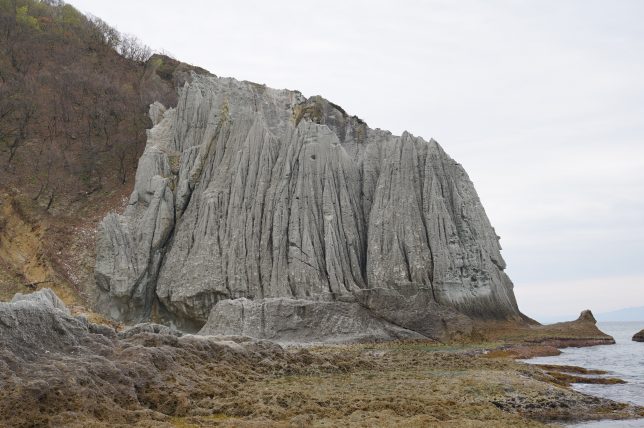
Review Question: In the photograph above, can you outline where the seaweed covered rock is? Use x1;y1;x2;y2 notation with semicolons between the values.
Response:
0;289;339;426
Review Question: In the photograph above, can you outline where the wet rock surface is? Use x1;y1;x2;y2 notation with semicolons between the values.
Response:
95;74;524;339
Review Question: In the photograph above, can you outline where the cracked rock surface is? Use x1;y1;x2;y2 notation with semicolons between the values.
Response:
95;74;524;340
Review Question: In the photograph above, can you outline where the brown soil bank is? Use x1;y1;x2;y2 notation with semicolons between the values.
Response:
1;292;642;428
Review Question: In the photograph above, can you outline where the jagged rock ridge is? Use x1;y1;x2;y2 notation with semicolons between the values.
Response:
95;74;523;340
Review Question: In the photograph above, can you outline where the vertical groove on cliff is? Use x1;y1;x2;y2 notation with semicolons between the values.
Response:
95;74;523;328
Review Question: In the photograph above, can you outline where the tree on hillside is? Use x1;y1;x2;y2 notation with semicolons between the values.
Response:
0;0;151;209
118;33;152;63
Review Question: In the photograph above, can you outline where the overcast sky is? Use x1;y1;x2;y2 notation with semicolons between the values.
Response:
71;0;644;322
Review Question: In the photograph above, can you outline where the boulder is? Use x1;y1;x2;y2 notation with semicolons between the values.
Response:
633;329;644;342
11;288;70;315
198;297;424;344
1;289;103;360
118;322;183;339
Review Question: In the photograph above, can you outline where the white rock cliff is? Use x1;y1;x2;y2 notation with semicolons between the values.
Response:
95;74;523;341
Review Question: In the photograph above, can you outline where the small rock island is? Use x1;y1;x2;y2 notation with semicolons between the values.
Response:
633;329;644;342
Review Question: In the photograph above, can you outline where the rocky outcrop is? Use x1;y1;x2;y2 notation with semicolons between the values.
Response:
198;297;425;344
95;74;524;341
117;322;183;339
633;329;644;342
525;310;615;348
0;289;116;362
10;288;70;315
577;309;597;323
354;287;474;341
95;102;177;323
198;285;476;343
3;290;637;427
0;289;349;426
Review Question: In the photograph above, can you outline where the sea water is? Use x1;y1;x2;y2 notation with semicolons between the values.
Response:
526;322;644;427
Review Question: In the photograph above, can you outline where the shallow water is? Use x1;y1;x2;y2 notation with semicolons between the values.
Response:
568;420;644;427
525;321;644;427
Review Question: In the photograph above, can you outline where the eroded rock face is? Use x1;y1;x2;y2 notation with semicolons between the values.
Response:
354;287;474;341
198;297;425;344
1;289;93;360
95;74;524;340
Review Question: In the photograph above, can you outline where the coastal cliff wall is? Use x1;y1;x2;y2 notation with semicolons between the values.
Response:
95;74;523;340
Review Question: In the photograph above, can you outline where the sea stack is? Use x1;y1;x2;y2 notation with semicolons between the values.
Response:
633;329;644;342
95;74;526;341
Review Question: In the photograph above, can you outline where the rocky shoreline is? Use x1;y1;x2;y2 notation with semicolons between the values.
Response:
1;289;643;427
